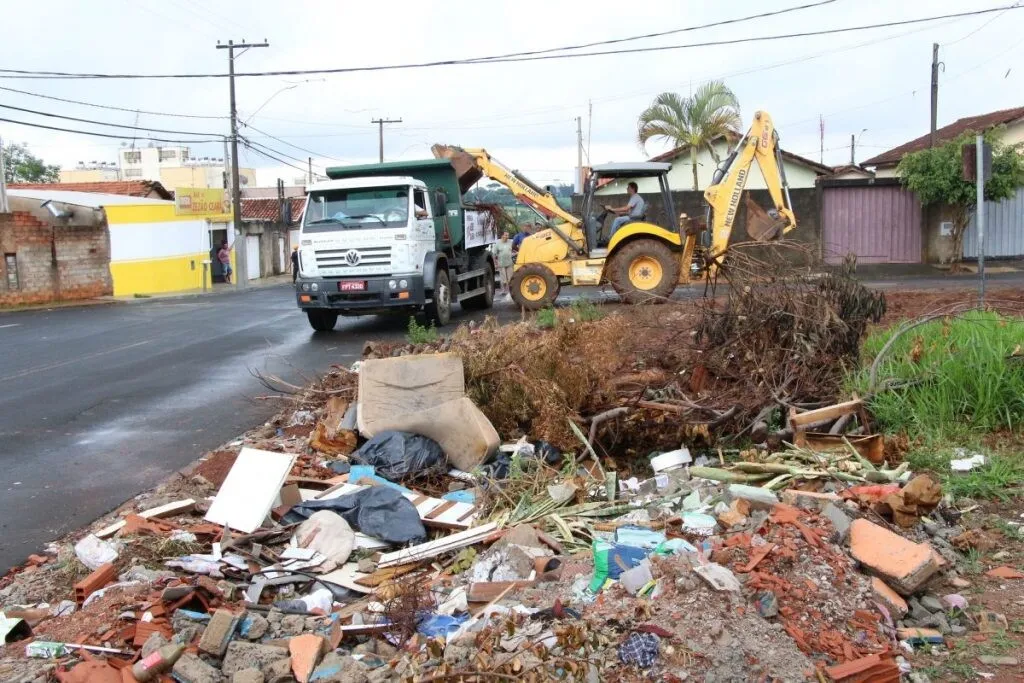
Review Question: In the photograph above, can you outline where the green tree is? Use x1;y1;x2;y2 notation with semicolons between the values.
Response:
636;81;741;190
2;141;60;183
897;129;1024;267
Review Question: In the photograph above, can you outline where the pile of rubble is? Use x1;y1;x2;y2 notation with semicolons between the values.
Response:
0;308;1019;680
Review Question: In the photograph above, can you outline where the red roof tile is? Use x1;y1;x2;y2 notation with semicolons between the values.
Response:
863;106;1024;167
8;180;173;199
241;197;305;223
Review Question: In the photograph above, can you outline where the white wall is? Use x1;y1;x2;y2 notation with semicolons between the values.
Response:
109;218;209;261
596;139;822;195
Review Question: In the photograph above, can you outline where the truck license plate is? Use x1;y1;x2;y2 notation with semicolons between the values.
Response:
338;280;367;292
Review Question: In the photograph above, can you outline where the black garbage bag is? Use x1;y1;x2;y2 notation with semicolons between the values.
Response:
351;431;446;482
479;440;563;480
284;487;426;544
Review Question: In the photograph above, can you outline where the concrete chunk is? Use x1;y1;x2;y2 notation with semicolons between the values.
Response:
727;484;778;510
823;502;852;543
233;671;265;683
850;519;940;596
172;652;221;683
222;642;289;677
780;489;840;510
198;608;241;657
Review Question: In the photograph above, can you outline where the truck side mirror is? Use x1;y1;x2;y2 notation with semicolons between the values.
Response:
432;189;448;217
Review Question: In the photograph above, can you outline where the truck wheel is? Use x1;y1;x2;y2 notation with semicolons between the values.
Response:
461;263;494;311
425;269;452;326
510;264;559;310
306;309;338;332
607;239;680;304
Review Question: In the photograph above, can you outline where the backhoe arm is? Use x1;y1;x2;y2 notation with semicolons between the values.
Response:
702;111;796;260
432;144;581;227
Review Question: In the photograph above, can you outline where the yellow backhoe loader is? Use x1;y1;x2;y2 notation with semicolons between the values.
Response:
432;110;796;309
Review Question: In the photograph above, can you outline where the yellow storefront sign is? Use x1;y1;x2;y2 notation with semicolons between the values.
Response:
175;188;230;216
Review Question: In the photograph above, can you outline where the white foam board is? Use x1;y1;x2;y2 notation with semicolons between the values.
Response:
204;448;297;533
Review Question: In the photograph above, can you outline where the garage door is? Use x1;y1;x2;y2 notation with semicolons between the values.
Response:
246;235;261;280
822;186;922;264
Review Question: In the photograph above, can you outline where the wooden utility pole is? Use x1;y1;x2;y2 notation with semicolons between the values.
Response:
930;43;940;147
217;38;269;289
372;118;402;163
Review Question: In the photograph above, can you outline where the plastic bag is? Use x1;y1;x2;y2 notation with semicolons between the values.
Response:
74;534;120;570
351;431;445;482
479;440;562;480
286;487;426;544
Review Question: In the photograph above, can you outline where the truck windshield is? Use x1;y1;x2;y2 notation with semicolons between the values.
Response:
304;187;410;232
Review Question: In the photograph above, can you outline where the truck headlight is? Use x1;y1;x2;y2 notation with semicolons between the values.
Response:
302;283;310;292
389;280;397;290
399;279;408;289
311;283;319;292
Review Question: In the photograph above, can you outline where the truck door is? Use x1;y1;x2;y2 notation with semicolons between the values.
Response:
412;188;434;241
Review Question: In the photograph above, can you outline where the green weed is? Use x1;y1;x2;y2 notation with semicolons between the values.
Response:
535;306;557;329
849;311;1024;441
570;298;604;322
406;317;439;345
962;547;983;575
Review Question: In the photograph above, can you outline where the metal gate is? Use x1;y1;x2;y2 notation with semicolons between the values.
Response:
246;235;261;280
963;187;1024;258
822;185;922;264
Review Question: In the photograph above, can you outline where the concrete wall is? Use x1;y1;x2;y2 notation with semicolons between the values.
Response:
576;187;822;266
242;220;288;276
0;202;113;306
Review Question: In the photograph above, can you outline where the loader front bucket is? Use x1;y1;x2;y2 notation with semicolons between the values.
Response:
744;194;788;241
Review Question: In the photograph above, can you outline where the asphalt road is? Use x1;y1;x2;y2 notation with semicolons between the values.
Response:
0;286;528;572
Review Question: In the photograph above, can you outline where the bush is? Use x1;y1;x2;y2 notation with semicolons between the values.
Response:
570;298;604;322
406;317;439;345
535;307;557;329
850;311;1024;440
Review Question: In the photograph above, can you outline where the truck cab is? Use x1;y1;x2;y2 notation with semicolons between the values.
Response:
295;160;497;332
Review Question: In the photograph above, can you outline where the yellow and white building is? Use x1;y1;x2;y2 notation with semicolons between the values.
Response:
6;188;234;297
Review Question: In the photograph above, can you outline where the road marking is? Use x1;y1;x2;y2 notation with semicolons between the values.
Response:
0;323;21;329
0;339;153;383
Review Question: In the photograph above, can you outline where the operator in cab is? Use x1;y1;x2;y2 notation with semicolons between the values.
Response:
602;181;646;242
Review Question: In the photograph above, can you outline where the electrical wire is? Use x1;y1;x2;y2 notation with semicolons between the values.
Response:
944;1;1019;46
0;84;226;119
240;136;322;174
239;122;346;162
0;115;222;143
0;102;224;137
1;6;1020;80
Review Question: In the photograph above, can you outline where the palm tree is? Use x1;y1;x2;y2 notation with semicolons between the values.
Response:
637;81;742;190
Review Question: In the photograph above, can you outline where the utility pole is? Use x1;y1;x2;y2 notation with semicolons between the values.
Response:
217;38;269;289
0;136;9;214
930;43;940;147
576;116;583;193
819;115;824;164
308;157;313;185
975;134;986;305
850;134;855;165
371;118;402;163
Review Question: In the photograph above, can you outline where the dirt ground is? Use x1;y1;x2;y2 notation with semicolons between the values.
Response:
878;286;1024;325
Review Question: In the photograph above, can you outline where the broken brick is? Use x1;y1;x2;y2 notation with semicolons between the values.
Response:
289;633;326;683
985;565;1024;579
198;608;241;658
849;519;939;596
73;562;117;606
870;577;908;619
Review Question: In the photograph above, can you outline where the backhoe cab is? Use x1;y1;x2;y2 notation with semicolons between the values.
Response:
433;111;795;310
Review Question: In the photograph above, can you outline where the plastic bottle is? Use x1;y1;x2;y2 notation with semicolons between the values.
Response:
131;642;185;682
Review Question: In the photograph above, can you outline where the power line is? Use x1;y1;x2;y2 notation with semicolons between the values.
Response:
0;84;226;119
0;115;220;143
239;121;346;162
0;102;224;137
2;6;1020;80
944;1;1019;46
240;137;311;175
241;136;324;172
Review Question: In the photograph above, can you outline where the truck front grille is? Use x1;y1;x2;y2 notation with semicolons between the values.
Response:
315;246;391;269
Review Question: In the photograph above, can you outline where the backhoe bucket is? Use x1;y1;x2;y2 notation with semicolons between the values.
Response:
431;144;482;194
744;194;787;241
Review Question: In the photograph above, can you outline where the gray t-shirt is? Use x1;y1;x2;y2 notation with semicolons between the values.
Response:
627;193;646;218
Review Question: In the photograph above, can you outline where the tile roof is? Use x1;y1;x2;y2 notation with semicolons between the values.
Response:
863;106;1024;167
648;136;834;175
241;196;305;223
8;180;173;199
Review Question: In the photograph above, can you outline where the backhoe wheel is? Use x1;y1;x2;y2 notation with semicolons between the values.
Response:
608;238;680;304
425;269;452;326
510;264;559;310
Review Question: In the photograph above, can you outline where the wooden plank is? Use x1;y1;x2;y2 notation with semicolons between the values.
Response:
425;500;457;520
789;399;862;429
95;499;197;539
793;432;885;465
378;522;499;568
466;580;535;602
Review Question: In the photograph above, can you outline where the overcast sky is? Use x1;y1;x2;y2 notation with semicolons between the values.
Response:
2;0;1022;186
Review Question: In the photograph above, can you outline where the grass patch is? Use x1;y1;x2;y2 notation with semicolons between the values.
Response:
535;306;557;329
903;445;1024;500
406;317;439;345
850;311;1024;441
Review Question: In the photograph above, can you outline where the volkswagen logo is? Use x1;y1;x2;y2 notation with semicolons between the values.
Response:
344;249;361;265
